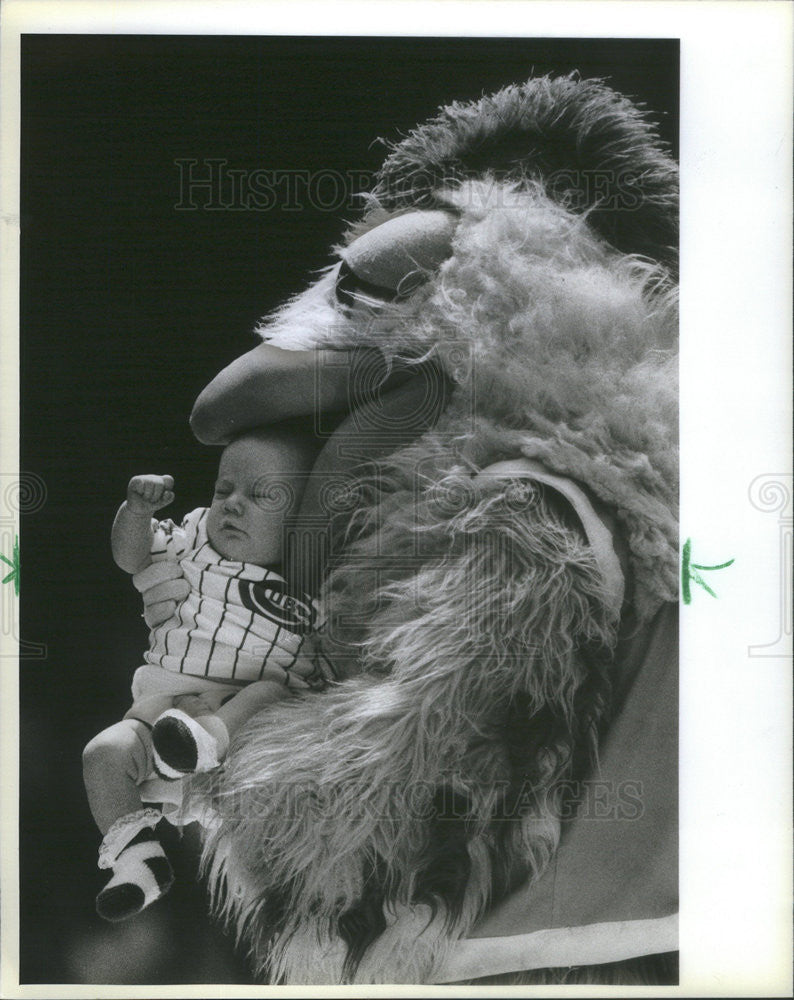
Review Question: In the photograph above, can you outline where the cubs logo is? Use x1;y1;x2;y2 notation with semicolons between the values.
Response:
238;579;316;634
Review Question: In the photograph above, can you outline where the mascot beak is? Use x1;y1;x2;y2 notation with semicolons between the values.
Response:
336;209;458;307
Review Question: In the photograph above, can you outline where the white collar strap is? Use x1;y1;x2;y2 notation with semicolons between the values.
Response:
473;457;625;616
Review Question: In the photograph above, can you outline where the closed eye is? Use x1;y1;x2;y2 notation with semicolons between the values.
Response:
332;210;457;312
334;259;400;309
334;259;428;310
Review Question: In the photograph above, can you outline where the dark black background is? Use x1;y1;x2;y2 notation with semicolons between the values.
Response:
20;34;677;983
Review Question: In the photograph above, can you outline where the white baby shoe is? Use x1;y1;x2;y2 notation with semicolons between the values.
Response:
96;814;173;922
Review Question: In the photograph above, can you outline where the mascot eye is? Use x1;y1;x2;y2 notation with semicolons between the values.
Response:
334;209;458;312
334;259;406;310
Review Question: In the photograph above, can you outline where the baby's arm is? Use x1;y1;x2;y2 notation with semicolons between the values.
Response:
112;475;175;575
190;343;410;445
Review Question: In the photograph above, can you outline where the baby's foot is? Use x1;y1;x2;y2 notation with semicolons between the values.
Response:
96;832;173;922
151;709;226;777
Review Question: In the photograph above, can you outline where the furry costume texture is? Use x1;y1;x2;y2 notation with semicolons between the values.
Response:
195;75;679;984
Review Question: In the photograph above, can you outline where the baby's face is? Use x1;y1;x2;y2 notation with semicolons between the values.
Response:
206;436;305;566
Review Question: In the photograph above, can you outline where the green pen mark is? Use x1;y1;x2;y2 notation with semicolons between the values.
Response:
681;537;734;605
1;534;20;596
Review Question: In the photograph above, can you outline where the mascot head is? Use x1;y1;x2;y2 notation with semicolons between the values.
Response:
259;73;679;619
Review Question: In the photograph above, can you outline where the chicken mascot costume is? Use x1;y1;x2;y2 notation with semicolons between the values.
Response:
184;74;678;985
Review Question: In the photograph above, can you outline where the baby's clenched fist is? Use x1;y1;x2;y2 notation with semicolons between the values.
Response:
127;474;175;514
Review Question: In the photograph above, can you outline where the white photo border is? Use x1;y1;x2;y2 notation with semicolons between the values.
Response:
1;2;791;997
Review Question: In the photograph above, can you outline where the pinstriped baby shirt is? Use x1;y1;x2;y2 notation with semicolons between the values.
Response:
142;507;316;685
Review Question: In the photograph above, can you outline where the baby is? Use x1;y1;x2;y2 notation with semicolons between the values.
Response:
83;424;321;923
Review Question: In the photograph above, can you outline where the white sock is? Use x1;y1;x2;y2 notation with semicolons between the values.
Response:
152;709;228;776
196;714;230;760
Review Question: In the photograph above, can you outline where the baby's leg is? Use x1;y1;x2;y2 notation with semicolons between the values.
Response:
152;681;288;776
82;720;173;921
215;679;288;737
82;719;156;834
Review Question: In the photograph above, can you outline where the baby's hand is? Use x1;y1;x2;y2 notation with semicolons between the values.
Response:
127;474;175;515
133;561;190;627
